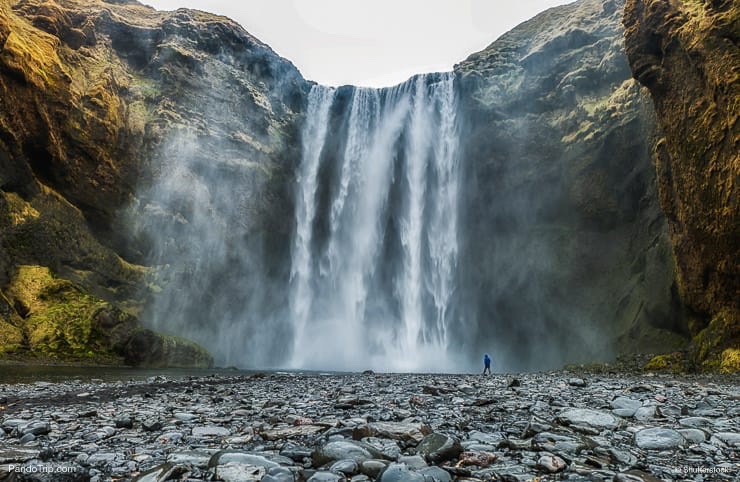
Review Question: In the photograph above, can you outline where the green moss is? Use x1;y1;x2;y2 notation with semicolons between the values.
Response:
691;309;740;373
644;352;686;373
719;348;740;373
6;266;110;358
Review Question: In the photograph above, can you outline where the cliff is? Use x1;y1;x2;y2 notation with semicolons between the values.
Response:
453;0;687;369
0;0;304;366
0;0;734;370
624;0;739;371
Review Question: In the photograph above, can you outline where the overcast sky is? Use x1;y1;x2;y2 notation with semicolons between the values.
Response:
144;0;573;87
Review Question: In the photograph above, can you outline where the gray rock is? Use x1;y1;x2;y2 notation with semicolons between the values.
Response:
611;397;642;413
397;455;427;470
418;466;452;482
141;419;163;432
359;437;402;460
679;417;714;428
215;462;266;482
360;459;389;478
379;463;425;482
677;428;706;444
280;442;313;461
312;440;372;466
330;459;359;475
208;451;279;470
114;415;133;429
166;450;213;468
557;408;621;432
532;432;585;453
20;421;51;436
634;428;685;450
262;466;296;482
173;412;197;421
192;425;229;437
353;421;432;444
711;432;740;447
416;433;462;463
634;405;656;421
306;471;345;482
536;454;566;473
613;469;664;481
568;378;587;387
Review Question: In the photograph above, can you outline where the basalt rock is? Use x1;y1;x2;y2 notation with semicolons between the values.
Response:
624;0;739;371
454;0;686;369
0;0;304;365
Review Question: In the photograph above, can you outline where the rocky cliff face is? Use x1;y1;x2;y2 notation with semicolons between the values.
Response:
624;0;739;371
0;0;304;365
0;0;731;370
453;0;687;370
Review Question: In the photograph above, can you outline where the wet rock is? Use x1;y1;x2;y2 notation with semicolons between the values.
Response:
456;450;497;467
208;451;279;470
166;450;212;467
215;462;266;482
264;424;325;440
634;428;685;450
19;420;51;436
141;419;163;432
114;415;133;428
536;454;566;473
418;466;452;481
679;416;714;428
677;428;706;444
359;437;402;460
307;472;346;482
360;459;389;478
711;432;740;447
192;425;229;437
568;378;587;387
312;440;372;466
379;463;425;481
613;469;663;481
262;466;296;482
557;408;621;432
353;421;432;444
416;433;463;463
330;459;359;475
633;405;656;421
397;455;427;469
532;432;585;453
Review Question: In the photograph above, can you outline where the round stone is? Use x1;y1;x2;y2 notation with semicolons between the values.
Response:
634;428;685;450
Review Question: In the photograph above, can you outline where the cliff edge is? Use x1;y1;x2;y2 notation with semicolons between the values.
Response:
624;0;738;371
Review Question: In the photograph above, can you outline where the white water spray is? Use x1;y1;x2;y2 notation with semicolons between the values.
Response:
289;73;462;371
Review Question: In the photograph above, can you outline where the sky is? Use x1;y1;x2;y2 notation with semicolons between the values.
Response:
144;0;574;87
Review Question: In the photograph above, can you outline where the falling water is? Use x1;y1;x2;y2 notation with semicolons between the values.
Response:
289;73;462;372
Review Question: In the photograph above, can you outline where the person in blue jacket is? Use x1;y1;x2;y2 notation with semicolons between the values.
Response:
483;353;492;375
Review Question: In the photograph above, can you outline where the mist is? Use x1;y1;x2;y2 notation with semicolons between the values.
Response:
124;0;679;373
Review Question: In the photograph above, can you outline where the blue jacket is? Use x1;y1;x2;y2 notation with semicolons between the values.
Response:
483;355;491;366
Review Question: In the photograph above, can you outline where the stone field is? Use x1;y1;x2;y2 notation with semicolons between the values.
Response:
0;371;738;481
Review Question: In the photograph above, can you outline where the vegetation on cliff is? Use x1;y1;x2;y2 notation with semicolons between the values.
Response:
624;0;739;371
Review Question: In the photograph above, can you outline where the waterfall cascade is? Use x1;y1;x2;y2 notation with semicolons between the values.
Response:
289;73;462;371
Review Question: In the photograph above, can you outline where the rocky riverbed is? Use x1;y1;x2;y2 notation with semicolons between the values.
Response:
0;371;738;481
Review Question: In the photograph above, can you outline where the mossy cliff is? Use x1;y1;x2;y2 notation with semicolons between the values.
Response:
624;0;738;371
0;0;303;366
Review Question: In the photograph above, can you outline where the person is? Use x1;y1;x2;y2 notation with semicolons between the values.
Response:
483;353;491;375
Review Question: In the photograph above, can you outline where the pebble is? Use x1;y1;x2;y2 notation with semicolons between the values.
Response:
0;371;737;481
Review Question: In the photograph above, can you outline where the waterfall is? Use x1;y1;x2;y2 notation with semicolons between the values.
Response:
289;73;462;372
